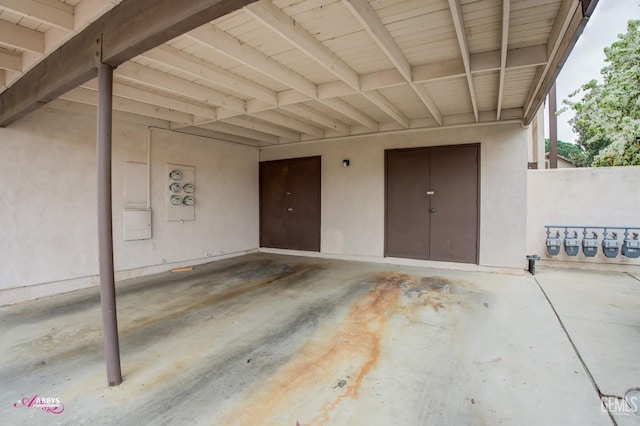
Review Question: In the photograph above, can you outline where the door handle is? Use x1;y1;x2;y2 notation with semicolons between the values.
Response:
429;208;436;213
287;207;293;211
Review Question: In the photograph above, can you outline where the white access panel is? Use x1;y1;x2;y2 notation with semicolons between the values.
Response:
124;162;147;209
123;209;152;241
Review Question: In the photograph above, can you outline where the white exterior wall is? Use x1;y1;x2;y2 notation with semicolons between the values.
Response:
260;123;529;270
0;107;259;305
0;111;530;305
527;167;640;270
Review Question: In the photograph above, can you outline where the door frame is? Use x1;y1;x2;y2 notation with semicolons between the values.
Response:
259;155;322;252
384;143;481;264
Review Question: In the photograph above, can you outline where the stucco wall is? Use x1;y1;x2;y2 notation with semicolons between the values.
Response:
0;107;259;305
0;112;529;305
527;167;640;270
260;123;529;270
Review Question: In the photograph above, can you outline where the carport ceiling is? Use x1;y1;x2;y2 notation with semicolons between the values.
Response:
0;0;594;146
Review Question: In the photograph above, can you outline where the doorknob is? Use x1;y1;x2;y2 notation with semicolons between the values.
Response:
429;208;436;213
287;207;293;211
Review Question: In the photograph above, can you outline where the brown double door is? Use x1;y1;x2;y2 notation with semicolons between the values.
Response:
260;156;321;252
385;145;479;263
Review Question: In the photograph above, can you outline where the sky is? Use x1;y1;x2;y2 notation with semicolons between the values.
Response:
548;0;640;143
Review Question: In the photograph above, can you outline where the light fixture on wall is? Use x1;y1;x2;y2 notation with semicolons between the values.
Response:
343;159;350;167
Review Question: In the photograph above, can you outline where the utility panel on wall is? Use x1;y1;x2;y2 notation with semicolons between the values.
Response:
166;163;195;222
124;162;148;209
123;209;152;241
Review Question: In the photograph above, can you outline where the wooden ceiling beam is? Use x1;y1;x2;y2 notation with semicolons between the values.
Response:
523;0;581;119
447;0;479;122
342;0;442;126
188;22;356;134
221;115;301;141
320;97;378;130
82;79;218;120
280;103;350;134
469;45;547;74
142;45;277;106
316;44;547;98
496;0;510;120
60;87;195;125
116;61;246;113
173;125;262;147
186;103;334;138
0;0;74;31
244;0;379;130
0;48;21;71
0;20;44;53
252;110;324;137
193;6;380;133
187;25;317;99
362;90;409;129
100;0;258;66
72;0;120;32
0;0;257;127
343;0;410;81
198;120;280;145
245;0;360;91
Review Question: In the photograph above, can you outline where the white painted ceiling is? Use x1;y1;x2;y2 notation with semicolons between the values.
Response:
0;0;579;145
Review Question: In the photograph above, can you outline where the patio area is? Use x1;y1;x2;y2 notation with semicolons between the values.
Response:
1;253;638;425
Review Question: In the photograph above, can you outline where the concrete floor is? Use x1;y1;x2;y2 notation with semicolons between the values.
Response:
1;254;638;425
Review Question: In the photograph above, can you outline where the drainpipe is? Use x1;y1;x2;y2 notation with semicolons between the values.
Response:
97;62;123;386
548;82;558;169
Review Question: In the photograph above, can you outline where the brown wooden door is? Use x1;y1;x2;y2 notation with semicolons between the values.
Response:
429;145;478;263
260;156;321;252
385;148;431;260
385;145;479;263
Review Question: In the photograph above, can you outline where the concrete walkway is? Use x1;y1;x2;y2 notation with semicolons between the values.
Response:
535;268;640;426
0;254;636;425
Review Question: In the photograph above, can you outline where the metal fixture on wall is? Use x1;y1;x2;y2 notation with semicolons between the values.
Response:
563;230;579;256
602;231;620;258
582;232;598;257
343;159;350;167
166;163;196;222
544;226;640;259
545;230;561;255
622;232;640;258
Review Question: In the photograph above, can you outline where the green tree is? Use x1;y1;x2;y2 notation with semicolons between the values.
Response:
562;19;640;166
544;138;583;162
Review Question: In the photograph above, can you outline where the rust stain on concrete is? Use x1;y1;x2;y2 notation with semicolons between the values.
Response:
222;272;459;425
394;275;459;323
307;273;404;425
